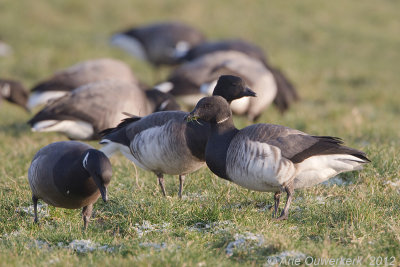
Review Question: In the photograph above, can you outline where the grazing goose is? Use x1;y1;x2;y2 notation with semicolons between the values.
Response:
100;75;255;198
155;51;277;121
28;58;138;109
28;80;179;140
0;79;29;111
110;21;206;67
28;141;112;229
186;96;370;220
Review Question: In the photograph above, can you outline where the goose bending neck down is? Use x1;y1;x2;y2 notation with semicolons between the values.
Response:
28;141;112;229
186;96;370;220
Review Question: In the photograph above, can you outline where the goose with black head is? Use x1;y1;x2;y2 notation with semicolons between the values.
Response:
187;96;370;220
28;141;112;229
100;75;255;198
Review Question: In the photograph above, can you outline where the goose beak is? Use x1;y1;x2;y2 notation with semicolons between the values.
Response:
243;87;256;97
185;112;199;123
100;186;108;202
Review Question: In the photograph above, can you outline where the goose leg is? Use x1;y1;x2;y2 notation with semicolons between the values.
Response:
276;183;294;221
82;204;93;230
157;174;167;197
178;175;185;199
32;195;39;223
273;191;281;218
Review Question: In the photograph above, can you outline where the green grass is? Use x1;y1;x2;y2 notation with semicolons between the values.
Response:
1;0;400;266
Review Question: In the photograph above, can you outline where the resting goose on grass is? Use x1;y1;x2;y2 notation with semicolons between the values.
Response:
186;96;370;220
100;75;255;198
110;21;206;67
155;51;295;121
28;141;112;229
163;39;299;116
0;79;29;111
28;58;139;110
28;80;179;140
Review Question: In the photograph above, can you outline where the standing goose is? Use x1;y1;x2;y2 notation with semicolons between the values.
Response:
28;80;179;140
100;75;255;198
28;58;139;110
155;51;277;121
0;79;29;111
186;96;370;220
110;22;206;67
28;141;112;229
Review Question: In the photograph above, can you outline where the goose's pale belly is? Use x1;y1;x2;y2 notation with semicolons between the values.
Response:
226;138;296;192
130;123;205;175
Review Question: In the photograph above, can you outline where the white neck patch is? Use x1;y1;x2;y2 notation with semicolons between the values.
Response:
217;116;229;124
82;151;90;169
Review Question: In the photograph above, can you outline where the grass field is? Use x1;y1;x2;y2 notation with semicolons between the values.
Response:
1;0;400;266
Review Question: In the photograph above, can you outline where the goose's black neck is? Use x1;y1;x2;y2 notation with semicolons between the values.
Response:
205;117;238;180
53;151;97;198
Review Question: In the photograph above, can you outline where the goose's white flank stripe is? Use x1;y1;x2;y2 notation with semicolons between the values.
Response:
173;41;190;58
27;91;69;110
32;120;94;140
154;82;174;93
110;34;147;61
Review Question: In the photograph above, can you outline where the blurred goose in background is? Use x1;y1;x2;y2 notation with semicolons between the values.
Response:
155;51;279;121
28;141;112;229
171;39;299;115
187;96;370;220
110;21;206;67
0;79;29;111
100;75;255;198
28;58;139;110
28;80;179;140
178;39;268;65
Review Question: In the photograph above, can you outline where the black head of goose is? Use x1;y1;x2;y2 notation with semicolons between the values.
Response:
100;75;255;198
0;79;29;111
27;58;138;110
155;51;279;121
27;80;180;140
187;96;370;220
110;22;206;67
28;141;112;229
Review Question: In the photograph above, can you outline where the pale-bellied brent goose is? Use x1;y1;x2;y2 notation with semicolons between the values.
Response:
99;75;255;198
27;58;139;110
163;39;299;116
110;21;206;67
28;141;112;229
155;51;295;121
28;80;179;140
186;96;370;220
